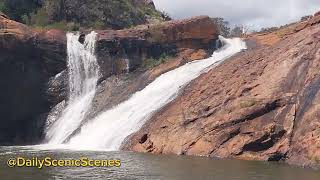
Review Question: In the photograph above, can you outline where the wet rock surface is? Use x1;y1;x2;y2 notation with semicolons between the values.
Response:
125;12;320;168
95;16;218;79
50;16;219;108
0;13;217;145
88;48;211;121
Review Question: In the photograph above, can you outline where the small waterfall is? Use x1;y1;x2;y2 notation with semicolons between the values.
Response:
45;31;100;144
66;36;247;150
125;58;130;73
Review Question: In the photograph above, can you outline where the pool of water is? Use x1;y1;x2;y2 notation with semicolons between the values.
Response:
0;146;319;180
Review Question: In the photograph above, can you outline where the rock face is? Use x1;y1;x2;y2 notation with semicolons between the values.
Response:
0;13;66;144
125;12;320;167
88;48;212;121
51;16;218;104
50;16;219;135
0;11;8;19
47;16;218;110
0;13;218;145
95;16;218;79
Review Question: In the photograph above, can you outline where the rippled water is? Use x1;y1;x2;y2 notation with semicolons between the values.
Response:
1;147;319;180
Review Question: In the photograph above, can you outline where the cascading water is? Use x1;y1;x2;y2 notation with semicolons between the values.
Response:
45;31;100;144
65;36;247;151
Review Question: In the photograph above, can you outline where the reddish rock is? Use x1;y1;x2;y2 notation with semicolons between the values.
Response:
37;29;67;43
96;16;217;49
87;48;211;122
308;11;320;26
147;16;218;48
0;13;34;47
0;14;218;145
125;16;320;168
0;11;8;19
295;21;308;32
95;16;218;78
0;14;67;69
309;16;320;26
0;15;67;145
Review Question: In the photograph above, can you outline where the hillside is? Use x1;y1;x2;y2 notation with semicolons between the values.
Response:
0;0;168;30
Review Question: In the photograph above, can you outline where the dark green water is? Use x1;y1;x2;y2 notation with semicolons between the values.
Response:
0;146;319;180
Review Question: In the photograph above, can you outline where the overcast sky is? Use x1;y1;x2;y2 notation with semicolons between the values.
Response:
153;0;320;30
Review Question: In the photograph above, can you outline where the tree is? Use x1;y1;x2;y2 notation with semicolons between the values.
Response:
161;11;171;21
211;17;230;37
301;15;312;21
0;0;7;13
230;25;243;37
260;27;278;33
2;0;42;22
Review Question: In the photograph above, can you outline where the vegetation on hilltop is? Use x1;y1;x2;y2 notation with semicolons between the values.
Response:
0;0;169;30
211;17;246;37
212;13;315;38
0;0;41;22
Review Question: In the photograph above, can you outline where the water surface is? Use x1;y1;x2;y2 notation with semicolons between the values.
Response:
0;147;319;180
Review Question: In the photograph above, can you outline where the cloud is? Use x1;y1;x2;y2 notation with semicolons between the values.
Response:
153;0;320;29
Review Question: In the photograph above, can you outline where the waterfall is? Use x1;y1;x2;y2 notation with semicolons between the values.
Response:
125;58;130;73
45;31;100;144
65;36;247;151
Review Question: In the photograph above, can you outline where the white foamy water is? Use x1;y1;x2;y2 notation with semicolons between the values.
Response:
65;37;246;151
45;32;100;144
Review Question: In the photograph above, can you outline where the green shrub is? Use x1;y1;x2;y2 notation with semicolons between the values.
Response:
139;6;163;20
143;53;172;69
1;0;169;30
30;8;49;26
0;1;6;12
1;0;41;22
32;21;81;31
28;7;81;31
21;14;30;24
92;20;104;30
143;57;161;69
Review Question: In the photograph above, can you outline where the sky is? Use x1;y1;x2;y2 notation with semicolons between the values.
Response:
153;0;320;30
